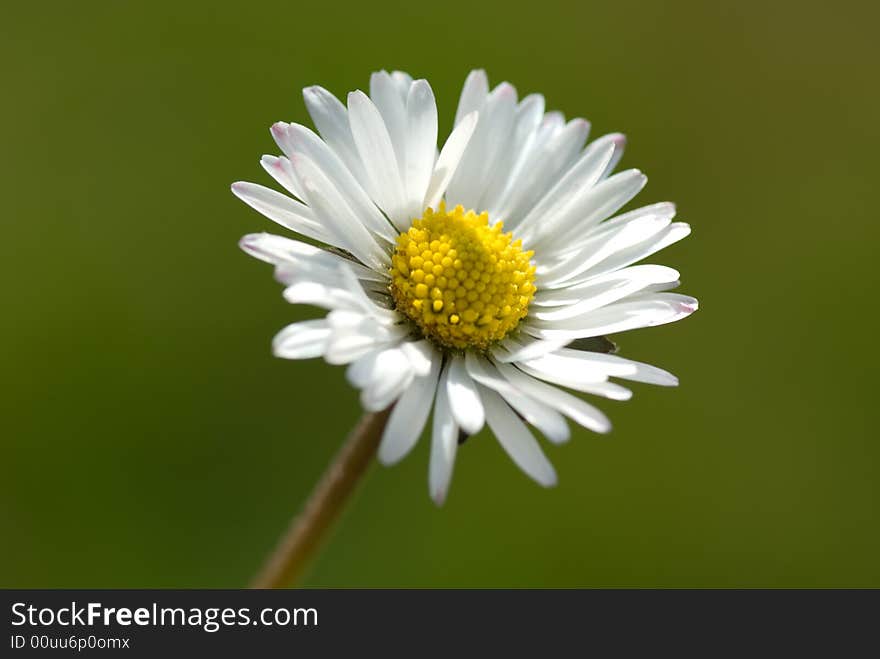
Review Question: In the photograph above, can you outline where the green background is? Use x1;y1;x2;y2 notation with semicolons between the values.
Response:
3;0;878;587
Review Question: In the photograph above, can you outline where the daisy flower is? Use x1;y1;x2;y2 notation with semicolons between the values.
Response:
234;69;697;505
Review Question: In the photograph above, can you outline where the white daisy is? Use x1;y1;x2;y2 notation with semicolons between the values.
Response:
234;69;697;505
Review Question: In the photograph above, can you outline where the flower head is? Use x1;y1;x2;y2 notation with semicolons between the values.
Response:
390;202;536;350
234;69;697;504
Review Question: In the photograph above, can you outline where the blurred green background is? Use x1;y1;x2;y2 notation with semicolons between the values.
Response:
2;0;878;587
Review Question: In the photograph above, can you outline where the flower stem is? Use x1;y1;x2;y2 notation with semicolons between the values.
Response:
250;408;391;588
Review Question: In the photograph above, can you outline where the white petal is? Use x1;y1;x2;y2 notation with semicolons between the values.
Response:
517;360;633;400
326;308;376;330
538;214;670;288
495;362;612;434
430;361;459;505
424;112;478;210
272;320;331;359
573;202;676;246
404;79;439;219
400;339;434;377
491;336;570;363
516;133;624;242
549;203;676;270
260;153;304;199
283;281;362;312
323;333;380;364
389;71;414;99
599;133;626;179
359;346;415;411
347;90;408;227
378;352;442;465
554;349;680;387
578;223;692;281
369;71;408;173
275;263;390;323
463;351;517;393
302;85;370;190
480;93;546;214
345;347;384;389
526;293;699;340
323;323;399;365
465;353;570;444
638;280;681;295
334;263;400;323
486;106;562;219
534;265;679;308
480;385;557;486
533;169;648;253
446;355;485;436
240;231;385;289
533;265;681;319
454;69;488;127
289;153;390;270
446;82;517;210
231;182;330;244
282;123;397;244
495;118;591;226
272;248;386;287
477;89;555;213
516;352;608;384
515;400;570;444
238;232;322;266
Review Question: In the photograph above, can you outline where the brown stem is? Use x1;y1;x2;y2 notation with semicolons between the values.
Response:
250;408;391;588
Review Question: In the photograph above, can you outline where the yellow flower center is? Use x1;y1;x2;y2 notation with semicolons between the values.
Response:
390;203;536;351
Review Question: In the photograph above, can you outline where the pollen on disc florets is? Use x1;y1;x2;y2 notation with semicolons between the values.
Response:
390;202;537;351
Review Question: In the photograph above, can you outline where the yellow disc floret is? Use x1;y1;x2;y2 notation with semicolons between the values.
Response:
390;203;536;351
